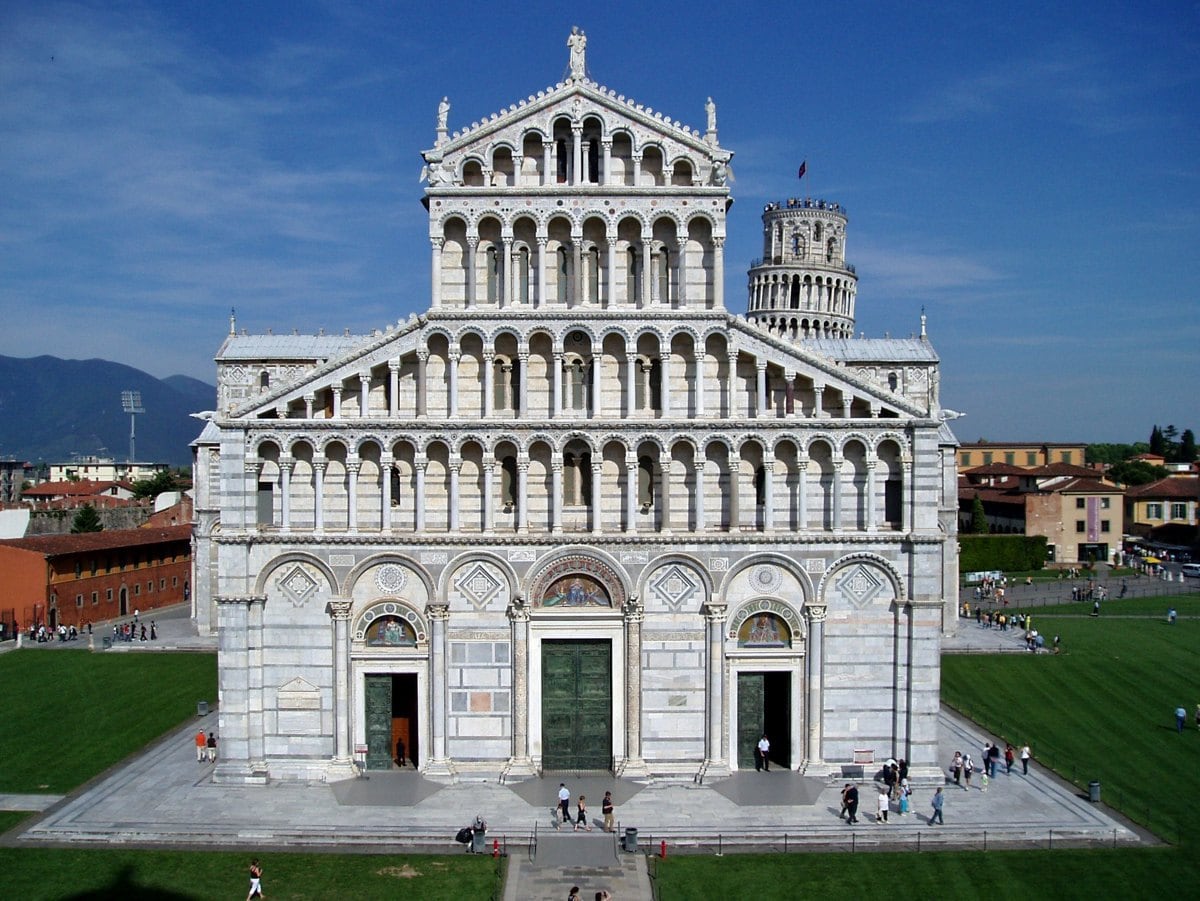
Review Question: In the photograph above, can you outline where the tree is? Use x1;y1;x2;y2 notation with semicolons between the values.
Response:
1181;429;1197;464
970;494;989;534
70;503;103;533
1106;460;1168;487
1149;425;1165;456
131;469;179;500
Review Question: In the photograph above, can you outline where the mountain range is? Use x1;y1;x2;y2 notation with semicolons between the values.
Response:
0;355;216;468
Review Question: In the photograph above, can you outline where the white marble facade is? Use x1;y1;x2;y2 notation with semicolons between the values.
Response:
192;31;959;786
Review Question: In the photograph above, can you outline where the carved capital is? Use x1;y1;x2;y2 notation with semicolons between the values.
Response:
329;600;353;620
703;602;727;624
426;603;451;622
806;605;828;623
622;596;644;623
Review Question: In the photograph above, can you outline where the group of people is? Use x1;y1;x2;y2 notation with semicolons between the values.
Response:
194;729;217;763
951;742;1030;787
29;623;84;642
555;783;616;834
112;620;157;642
566;888;611;901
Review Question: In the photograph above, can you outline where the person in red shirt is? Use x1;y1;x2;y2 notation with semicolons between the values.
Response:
195;729;207;763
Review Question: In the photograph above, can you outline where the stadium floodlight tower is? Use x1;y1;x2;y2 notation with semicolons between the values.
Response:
121;390;145;462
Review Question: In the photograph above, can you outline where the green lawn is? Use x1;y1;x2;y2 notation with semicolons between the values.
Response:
1014;590;1200;618
0;650;217;793
0;845;499;900
655;612;1200;899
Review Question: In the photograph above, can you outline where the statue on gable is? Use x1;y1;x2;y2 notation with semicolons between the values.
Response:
437;96;450;131
567;26;587;79
706;97;717;133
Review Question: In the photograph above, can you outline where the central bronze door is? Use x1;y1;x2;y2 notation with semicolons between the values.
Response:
542;639;612;770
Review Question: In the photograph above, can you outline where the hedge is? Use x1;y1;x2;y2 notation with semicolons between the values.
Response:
958;534;1048;573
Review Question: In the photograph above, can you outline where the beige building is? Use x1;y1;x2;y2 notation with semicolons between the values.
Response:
1124;476;1199;536
957;442;1087;471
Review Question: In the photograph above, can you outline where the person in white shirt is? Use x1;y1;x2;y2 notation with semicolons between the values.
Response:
756;734;771;772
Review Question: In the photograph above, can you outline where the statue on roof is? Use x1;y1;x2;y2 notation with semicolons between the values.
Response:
706;97;717;133
567;26;587;79
437;97;450;131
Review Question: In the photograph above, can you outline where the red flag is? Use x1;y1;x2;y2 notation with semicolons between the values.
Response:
798;161;807;180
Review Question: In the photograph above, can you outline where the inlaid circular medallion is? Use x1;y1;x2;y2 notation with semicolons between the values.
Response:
375;564;407;595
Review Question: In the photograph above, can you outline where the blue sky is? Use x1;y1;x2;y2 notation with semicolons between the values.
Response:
2;1;1197;443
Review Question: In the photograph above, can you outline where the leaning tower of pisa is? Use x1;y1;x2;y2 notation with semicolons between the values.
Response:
746;198;857;340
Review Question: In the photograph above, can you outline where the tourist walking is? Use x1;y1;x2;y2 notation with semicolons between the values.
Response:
876;787;889;823
1176;706;1188;733
195;729;207;763
898;778;911;815
1020;743;1032;775
963;753;974;789
1004;743;1015;774
838;783;852;819
756;734;771;771
246;858;264;900
951;751;963;786
207;731;217;762
601;791;615;833
929;787;944;825
557;783;571;828
574;795;592;832
845;784;860;824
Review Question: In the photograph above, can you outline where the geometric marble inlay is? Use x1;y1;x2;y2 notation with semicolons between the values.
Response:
279;565;318;608
375;563;407;595
836;564;885;609
455;562;504;611
649;564;700;612
750;563;783;593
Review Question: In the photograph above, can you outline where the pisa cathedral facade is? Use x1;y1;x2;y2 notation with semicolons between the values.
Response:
192;33;959;786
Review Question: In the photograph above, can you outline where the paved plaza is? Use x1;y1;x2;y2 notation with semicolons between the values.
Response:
2;600;1149;899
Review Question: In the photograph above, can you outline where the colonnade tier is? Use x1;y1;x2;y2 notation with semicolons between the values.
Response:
255;342;903;423
435;115;724;189
247;433;915;536
428;214;724;311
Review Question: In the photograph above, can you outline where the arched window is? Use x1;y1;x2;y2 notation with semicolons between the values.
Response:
826;238;836;263
556;139;569;183
486;246;499;303
564;358;589;412
587;247;600;304
636;357;662;412
259;371;270;390
500;455;517;509
587;139;600;183
814;222;823;243
557;247;570;303
389;465;401;506
754;465;766;506
887;372;899;392
655;248;671;304
494;358;516;412
563;449;592;507
627;247;641;304
637;455;655;510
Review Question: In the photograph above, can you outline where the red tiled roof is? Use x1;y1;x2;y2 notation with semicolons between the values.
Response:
1027;463;1100;478
22;480;132;498
1126;476;1200;500
962;463;1028;476
1052;477;1125;495
0;525;191;556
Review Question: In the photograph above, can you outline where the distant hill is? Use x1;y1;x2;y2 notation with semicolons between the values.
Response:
0;355;216;467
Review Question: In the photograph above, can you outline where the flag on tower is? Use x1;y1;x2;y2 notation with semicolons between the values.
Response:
797;160;807;180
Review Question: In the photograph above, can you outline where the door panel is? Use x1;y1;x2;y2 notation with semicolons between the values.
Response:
542;640;612;770
365;674;392;770
737;672;764;769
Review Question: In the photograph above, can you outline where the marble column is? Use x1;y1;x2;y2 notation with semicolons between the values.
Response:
712;236;725;308
590;350;602;419
517;459;529;533
572;125;582;184
832;456;843;530
601;139;612;186
591;461;603;534
542;144;552;187
448;458;461;532
313;459;326;533
694;458;707;531
660;354;671;418
866;461;878;532
304;394;314;419
536;239;547;307
658;453;672;532
622;597;648;775
211;595;268;784
903;457;914;533
606;237;617;307
331;386;342;420
482;352;494;418
388;361;400;418
552;352;563;418
805;605;826;768
381;455;393;530
813;384;825;418
327;600;356;779
465;237;478;308
784;371;795;415
425;603;453;777
640;240;652;309
482;460;494;532
756;362;768;419
797;459;809;531
704;602;729;774
551;462;563;534
675;236;687;306
695;350;707;417
499;237;511;307
430;237;443;308
359;373;370;417
631;152;642;186
447;353;459;419
625;354;637;418
414;458;427;532
625;454;638;533
763;455;775;531
728;454;741;531
346;458;359;533
505;597;534;774
416;351;428;418
279;459;292;532
725;351;738;418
